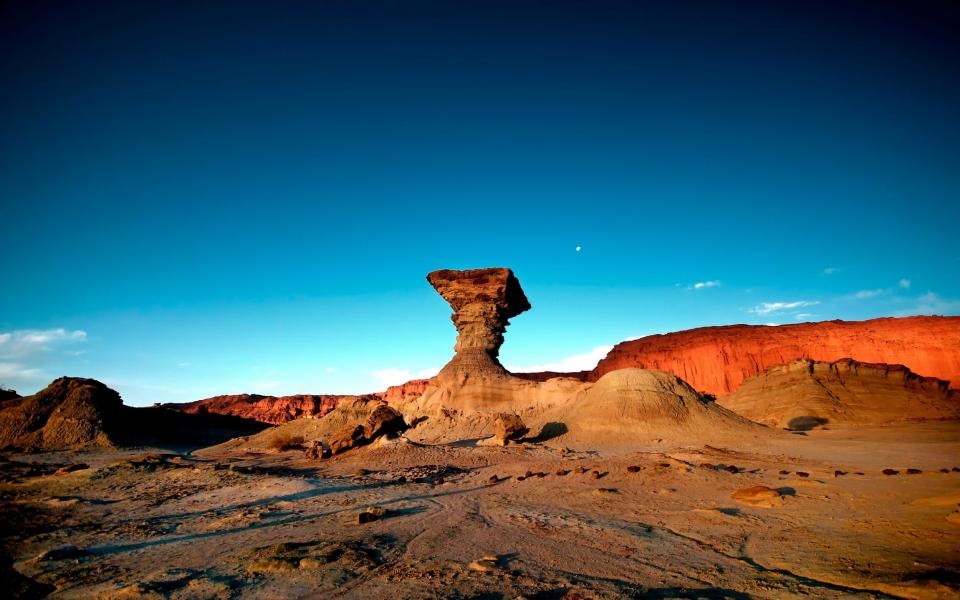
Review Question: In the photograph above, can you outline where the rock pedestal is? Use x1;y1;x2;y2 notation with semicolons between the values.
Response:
427;267;531;382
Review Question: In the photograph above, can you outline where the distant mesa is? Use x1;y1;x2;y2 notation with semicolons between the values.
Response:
718;358;960;429
590;316;960;396
165;380;431;425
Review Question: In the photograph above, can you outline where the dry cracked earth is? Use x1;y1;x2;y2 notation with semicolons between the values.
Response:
3;424;960;599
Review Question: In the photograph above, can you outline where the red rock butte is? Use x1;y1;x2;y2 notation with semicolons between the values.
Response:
591;316;960;396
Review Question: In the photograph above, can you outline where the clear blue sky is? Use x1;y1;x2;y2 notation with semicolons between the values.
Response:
2;1;958;405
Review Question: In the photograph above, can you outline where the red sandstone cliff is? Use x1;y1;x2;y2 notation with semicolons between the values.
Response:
378;379;431;402
167;381;432;425
165;394;372;425
590;316;960;396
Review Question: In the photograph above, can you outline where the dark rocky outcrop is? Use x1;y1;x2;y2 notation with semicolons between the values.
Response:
0;377;267;452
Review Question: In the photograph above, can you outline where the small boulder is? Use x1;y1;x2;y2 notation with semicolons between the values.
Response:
731;485;785;508
494;413;528;442
882;469;899;476
303;441;329;460
626;465;641;473
364;405;408;440
357;506;386;524
329;425;366;455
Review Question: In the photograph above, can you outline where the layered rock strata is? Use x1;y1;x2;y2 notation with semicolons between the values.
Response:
591;316;960;396
718;358;960;429
427;267;531;382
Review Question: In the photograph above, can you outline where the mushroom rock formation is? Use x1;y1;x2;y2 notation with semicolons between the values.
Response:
427;267;531;382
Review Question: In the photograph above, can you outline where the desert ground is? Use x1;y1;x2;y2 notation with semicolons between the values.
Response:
3;421;959;600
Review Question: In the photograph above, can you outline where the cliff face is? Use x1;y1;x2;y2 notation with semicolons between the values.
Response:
590;316;960;396
378;379;431;402
166;394;371;425
718;358;960;429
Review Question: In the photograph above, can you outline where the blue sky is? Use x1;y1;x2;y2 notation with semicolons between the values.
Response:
2;1;959;405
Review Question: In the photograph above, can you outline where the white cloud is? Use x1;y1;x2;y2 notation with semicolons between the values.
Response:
899;278;911;289
0;362;43;381
177;362;191;368
371;368;413;387
794;313;814;321
324;367;336;373
691;280;720;290
507;344;613;373
0;328;87;358
852;288;891;300
896;292;960;316
748;301;819;316
0;362;47;392
417;367;440;379
823;267;837;275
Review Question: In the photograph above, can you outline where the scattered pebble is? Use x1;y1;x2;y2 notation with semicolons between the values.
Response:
906;469;922;475
54;464;88;476
626;466;641;473
795;471;810;478
487;475;499;484
556;469;569;476
882;469;899;476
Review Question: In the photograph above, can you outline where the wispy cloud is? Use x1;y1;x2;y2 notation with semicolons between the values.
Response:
899;278;911;289
0;362;43;382
0;328;87;358
748;301;819;316
895;292;960;316
507;344;613;373
371;368;413;387
689;280;720;290
324;367;337;373
852;288;891;300
823;267;837;275
417;367;440;379
794;313;815;321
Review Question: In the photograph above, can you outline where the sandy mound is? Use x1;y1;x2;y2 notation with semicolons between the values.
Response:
718;358;960;430
533;369;769;447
